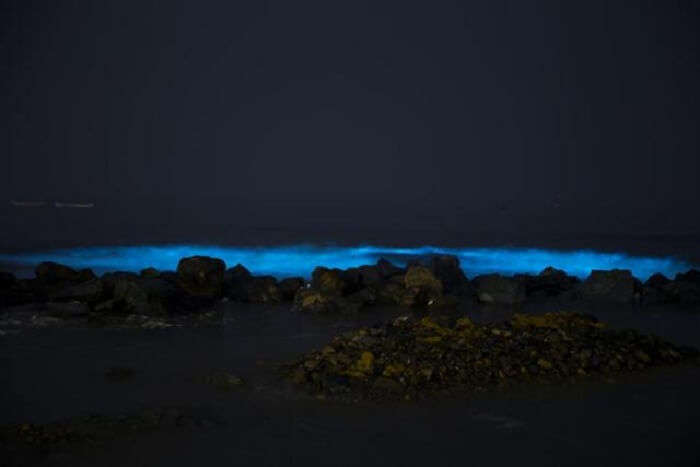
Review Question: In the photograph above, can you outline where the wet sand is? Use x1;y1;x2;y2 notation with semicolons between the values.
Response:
2;300;700;466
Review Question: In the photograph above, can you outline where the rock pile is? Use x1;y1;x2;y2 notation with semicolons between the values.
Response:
1;254;699;324
285;311;699;401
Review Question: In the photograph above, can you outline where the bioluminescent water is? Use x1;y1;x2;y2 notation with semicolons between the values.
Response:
0;245;695;281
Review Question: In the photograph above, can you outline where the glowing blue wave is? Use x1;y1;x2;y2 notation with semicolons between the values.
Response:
0;244;695;281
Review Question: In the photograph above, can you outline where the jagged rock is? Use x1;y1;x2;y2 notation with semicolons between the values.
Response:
642;273;672;305
473;274;526;304
140;267;160;278
428;255;468;295
645;273;671;289
278;277;305;301
311;267;346;295
176;256;226;298
35;262;95;284
675;269;700;284
376;258;404;278
95;274;166;315
517;266;580;298
223;264;253;300
244;276;281;303
49;279;103;302
578;269;641;303
662;270;700;304
403;266;443;306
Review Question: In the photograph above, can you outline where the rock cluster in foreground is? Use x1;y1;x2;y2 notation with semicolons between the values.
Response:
285;312;699;401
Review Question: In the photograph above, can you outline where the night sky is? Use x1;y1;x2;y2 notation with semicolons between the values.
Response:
2;1;699;249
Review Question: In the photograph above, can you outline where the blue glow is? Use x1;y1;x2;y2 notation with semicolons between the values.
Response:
0;244;694;281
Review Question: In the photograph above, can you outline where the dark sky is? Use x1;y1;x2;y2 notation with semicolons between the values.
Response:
1;0;699;247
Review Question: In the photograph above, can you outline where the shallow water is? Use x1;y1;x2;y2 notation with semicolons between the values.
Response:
2;301;700;466
1;244;696;280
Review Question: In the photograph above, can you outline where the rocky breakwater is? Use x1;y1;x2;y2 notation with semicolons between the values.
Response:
1;253;700;331
284;311;700;402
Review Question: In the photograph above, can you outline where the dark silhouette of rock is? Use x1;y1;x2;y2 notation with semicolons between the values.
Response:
311;267;346;296
376;258;403;278
429;255;470;295
473;274;526;304
516;266;580;298
278;277;305;301
403;266;443;306
578;269;641;303
140;267;160;278
35;262;95;284
176;256;226;298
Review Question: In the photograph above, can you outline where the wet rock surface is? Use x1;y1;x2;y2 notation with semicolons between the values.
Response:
284;312;699;402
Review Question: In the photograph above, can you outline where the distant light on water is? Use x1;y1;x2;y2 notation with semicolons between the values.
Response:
0;245;694;281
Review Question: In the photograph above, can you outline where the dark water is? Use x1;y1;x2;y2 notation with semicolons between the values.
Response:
2;301;700;466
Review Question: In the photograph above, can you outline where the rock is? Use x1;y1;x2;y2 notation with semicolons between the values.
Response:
429;255;468;295
95;274;166;315
244;276;281;303
35;262;95;284
49;279;103;302
519;267;580;298
0;271;16;289
286;311;695;402
473;274;526;304
292;289;358;313
358;265;383;287
140;267;160;278
375;282;406;305
176;256;226;298
278;277;305;301
642;273;672;305
645;273;671;289
578;269;641;303
403;266;443;306
675;269;700;284
663;277;700;304
311;267;346;295
376;258;404;278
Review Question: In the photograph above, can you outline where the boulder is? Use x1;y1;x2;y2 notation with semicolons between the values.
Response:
403;266;443;306
176;256;226;298
95;273;166;315
140;267;160;278
35;262;95;284
429;255;470;295
662;270;700;304
49;279;103;303
473;274;526;304
244;276;281;303
223;264;253;300
311;267;346;296
278;277;305;301
641;273;672;305
518;266;580;298
376;258;403;278
675;269;700;284
578;269;641;303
